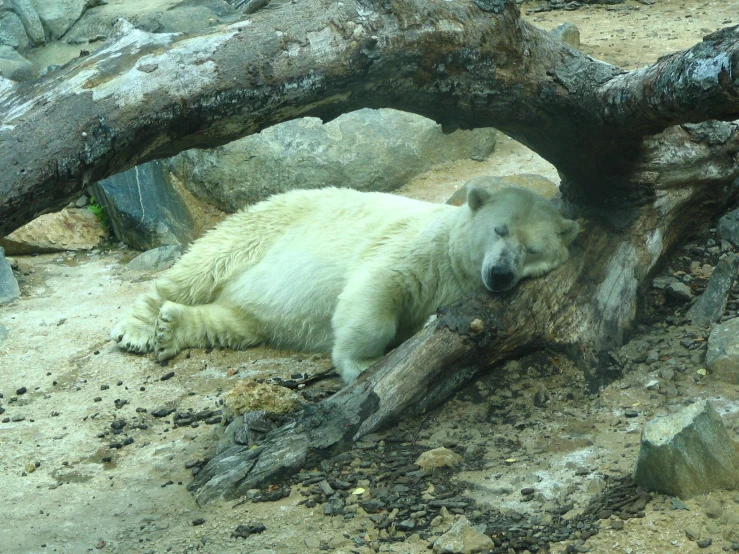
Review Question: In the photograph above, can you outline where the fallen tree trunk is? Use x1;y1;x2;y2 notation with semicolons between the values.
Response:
2;0;739;502
1;0;738;234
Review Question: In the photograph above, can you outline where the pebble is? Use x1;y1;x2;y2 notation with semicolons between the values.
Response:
705;499;723;519
304;536;320;548
697;538;713;548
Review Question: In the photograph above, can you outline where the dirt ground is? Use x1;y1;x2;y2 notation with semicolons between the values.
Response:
3;1;739;553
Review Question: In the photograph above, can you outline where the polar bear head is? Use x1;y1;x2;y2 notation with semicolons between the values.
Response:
466;186;579;292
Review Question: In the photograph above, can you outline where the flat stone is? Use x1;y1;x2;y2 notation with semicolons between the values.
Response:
433;516;494;553
688;254;739;325
0;246;20;305
633;400;739;498
706;318;739;383
127;245;182;272
1;208;108;255
415;447;463;471
169;108;498;212
666;281;693;302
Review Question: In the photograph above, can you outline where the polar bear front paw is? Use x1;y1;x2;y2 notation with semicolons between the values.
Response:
154;301;182;362
111;316;156;354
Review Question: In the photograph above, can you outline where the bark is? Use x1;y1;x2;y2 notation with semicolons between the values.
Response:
1;0;738;234
2;0;739;502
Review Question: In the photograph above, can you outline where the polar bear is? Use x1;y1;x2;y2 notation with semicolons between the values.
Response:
111;186;578;383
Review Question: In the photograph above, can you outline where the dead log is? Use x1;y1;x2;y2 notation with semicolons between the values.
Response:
2;0;738;234
2;0;739;502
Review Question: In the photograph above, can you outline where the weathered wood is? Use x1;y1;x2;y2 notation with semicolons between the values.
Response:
2;0;738;234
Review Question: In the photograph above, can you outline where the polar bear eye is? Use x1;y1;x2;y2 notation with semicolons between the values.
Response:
527;246;540;255
494;225;509;237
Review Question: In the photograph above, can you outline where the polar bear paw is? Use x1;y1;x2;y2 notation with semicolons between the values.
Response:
154;301;182;362
111;316;156;354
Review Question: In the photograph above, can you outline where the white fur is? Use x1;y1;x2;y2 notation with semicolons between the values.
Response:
111;187;578;383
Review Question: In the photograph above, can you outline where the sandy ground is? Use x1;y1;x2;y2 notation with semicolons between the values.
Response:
3;1;739;553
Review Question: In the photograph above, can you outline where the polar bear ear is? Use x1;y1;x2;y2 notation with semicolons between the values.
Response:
467;186;491;211
558;219;580;245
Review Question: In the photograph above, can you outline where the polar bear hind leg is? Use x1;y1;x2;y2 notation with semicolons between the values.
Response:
154;301;265;361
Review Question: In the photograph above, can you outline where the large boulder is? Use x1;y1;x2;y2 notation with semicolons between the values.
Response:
0;8;30;52
9;0;45;46
92;160;196;251
169;109;498;212
0;208;109;254
633;400;739;498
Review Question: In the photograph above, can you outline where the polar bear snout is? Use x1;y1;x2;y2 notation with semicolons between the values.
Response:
486;265;516;291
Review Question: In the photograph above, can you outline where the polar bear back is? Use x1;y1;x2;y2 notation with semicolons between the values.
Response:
216;188;454;351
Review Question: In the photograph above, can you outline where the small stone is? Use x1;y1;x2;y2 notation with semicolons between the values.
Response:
667;281;693;302
611;519;624;530
16;387;27;395
686;527;701;541
697;538;713;548
549;21;580;48
433;517;493;553
415;447;463;470
705;499;723;519
305;536;321;548
192;518;205;526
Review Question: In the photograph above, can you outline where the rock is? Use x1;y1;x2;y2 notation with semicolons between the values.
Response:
706;318;739;383
92;160;196;250
415;447;463;471
223;380;302;417
0;10;30;52
688;254;739;325
31;0;99;41
10;0;45;46
126;245;182;272
0;247;20;305
0;208;108;254
433;516;494;553
550;22;580;48
0;45;34;81
633;400;739;498
718;208;739;247
0;322;8;343
666;281;693;302
169;109;498;212
304;536;320;548
705;498;723;519
446;174;558;206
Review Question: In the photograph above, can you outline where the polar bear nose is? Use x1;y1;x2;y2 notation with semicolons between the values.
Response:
489;267;515;290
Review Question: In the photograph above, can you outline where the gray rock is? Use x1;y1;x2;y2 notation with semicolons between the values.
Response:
127;245;182;272
633;400;739;498
0;246;20;305
718;209;739;248
0;44;34;81
653;275;678;290
666;281;693;302
31;0;99;41
169;109;498;212
0;322;8;343
688;254;739;326
10;0;45;46
0;10;30;51
433;516;493;553
92;160;196;251
550;22;580;49
706;318;739;383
